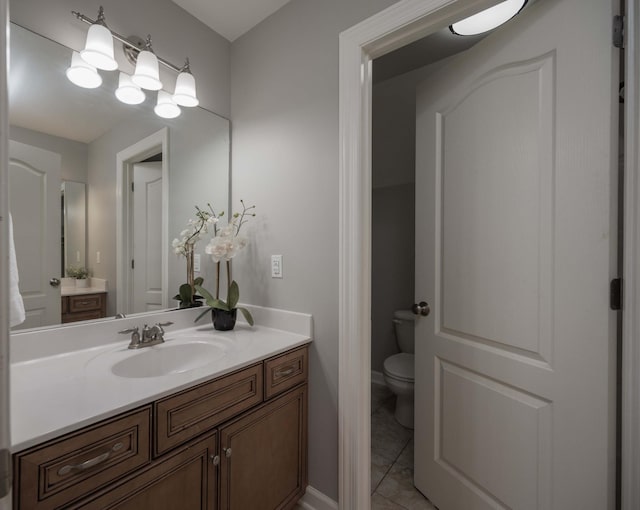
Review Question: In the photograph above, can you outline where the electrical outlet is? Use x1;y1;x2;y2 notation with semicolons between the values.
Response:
271;255;283;278
194;253;201;272
96;251;101;264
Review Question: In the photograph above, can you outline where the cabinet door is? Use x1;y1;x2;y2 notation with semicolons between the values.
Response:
75;432;217;510
219;385;307;510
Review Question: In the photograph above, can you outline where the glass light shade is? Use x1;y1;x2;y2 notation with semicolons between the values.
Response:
154;90;181;119
131;50;162;91
115;72;145;105
80;23;118;71
172;71;199;107
450;0;527;36
66;51;102;89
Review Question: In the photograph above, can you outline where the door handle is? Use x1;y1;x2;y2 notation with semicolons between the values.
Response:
412;301;430;317
49;277;61;287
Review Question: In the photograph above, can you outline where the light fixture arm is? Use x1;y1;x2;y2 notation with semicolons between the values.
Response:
71;9;184;73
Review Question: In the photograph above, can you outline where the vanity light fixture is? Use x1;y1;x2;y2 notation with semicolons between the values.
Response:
70;6;199;117
115;72;145;105
450;0;527;36
155;90;182;119
66;51;103;89
172;59;199;107
79;6;118;71
131;36;163;91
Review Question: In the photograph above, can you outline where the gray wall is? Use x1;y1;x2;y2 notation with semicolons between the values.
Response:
9;0;230;117
230;0;398;499
9;125;87;182
87;109;229;316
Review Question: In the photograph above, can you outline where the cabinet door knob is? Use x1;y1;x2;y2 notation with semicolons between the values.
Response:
223;447;232;458
210;454;220;465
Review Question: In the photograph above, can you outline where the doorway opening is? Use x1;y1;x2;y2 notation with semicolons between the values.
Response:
340;0;628;508
116;128;169;315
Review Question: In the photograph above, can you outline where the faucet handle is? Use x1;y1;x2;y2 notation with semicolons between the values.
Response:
156;321;173;335
119;327;142;349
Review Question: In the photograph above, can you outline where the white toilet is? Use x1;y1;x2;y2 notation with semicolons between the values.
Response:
383;310;416;429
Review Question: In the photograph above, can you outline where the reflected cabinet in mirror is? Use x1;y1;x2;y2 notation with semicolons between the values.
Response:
8;23;230;330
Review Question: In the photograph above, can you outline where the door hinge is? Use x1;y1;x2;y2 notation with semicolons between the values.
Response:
131;182;135;192
613;15;624;49
610;278;623;310
131;259;135;270
0;448;11;498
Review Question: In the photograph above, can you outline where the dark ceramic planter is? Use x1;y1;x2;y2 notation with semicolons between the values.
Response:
211;308;237;331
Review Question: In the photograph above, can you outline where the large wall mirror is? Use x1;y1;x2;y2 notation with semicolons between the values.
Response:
9;22;230;331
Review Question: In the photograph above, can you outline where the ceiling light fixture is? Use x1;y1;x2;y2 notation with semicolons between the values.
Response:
450;0;527;36
70;6;199;117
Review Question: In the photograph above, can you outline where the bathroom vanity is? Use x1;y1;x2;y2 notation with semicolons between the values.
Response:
61;292;107;324
9;307;311;510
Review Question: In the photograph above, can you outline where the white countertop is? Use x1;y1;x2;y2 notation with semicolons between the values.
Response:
10;306;312;453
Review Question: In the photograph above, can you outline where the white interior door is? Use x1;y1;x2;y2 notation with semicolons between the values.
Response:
8;140;62;329
414;0;617;508
131;161;163;313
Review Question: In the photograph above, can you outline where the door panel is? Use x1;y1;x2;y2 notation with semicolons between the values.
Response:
132;162;163;313
414;0;617;508
9;140;61;329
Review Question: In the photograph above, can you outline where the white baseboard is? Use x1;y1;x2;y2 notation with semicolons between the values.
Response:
371;370;385;386
295;486;338;510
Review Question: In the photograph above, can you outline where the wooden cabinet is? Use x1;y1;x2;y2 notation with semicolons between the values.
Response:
154;364;263;457
13;345;309;510
61;293;107;323
220;386;307;510
73;433;217;510
14;408;151;510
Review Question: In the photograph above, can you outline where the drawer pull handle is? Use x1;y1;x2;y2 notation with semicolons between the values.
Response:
276;366;296;378
57;442;124;476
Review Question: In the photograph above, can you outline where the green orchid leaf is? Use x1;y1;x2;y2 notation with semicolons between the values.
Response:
211;298;230;311
227;280;240;309
194;276;204;287
178;283;193;302
195;285;216;307
238;307;254;326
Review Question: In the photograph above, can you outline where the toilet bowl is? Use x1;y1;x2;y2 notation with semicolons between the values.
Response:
382;310;416;429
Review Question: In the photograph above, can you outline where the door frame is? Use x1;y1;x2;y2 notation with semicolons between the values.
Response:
0;1;10;507
116;128;169;314
337;0;640;509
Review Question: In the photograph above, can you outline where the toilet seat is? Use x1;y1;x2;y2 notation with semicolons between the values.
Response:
383;353;414;382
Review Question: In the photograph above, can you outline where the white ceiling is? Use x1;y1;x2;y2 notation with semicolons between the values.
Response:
171;0;294;42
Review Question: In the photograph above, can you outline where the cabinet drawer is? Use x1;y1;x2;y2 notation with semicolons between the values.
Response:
73;432;217;510
264;346;308;400
155;363;263;456
14;407;151;510
68;294;103;313
62;310;104;324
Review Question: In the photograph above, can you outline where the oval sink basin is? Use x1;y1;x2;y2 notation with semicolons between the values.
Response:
111;341;227;378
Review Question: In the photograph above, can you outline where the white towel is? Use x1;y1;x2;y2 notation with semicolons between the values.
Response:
9;213;25;327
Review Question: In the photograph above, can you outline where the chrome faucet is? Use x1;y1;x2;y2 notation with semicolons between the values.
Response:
119;321;173;349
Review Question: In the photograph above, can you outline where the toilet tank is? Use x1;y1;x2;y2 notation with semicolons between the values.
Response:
393;310;416;354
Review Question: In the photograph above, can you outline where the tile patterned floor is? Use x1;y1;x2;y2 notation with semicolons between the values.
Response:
371;383;437;510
